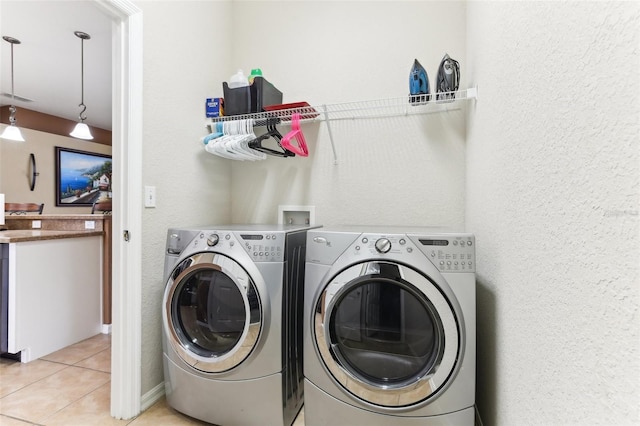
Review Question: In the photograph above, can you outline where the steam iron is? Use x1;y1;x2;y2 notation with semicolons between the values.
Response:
409;58;430;103
436;53;460;101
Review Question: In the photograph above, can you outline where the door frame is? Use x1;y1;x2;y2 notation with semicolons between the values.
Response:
94;0;143;419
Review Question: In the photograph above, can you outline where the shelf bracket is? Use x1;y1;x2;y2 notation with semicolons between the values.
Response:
321;104;338;165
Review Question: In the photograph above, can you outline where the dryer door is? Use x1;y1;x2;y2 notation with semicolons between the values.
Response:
314;261;461;407
163;252;261;373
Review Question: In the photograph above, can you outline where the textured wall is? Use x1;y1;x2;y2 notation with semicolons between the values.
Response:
228;1;467;228
137;0;233;395
466;2;639;424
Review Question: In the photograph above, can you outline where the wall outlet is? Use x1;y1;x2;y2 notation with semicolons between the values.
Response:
278;205;316;226
85;221;96;230
31;220;41;229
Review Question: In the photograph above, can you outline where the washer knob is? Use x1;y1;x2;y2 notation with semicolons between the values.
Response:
375;238;392;253
207;234;219;247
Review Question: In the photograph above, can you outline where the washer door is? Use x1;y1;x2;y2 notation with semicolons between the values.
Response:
164;252;261;373
314;261;460;407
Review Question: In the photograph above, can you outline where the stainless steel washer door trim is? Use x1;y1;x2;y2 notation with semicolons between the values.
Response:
163;252;262;373
314;261;461;407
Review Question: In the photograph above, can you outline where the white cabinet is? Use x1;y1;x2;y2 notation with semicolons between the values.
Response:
6;236;102;362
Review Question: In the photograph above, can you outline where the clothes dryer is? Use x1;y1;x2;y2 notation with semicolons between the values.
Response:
162;224;316;426
304;227;476;425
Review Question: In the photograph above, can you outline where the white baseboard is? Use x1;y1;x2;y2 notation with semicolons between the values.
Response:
141;382;165;412
101;324;112;334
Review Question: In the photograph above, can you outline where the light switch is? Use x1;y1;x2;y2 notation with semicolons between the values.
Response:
144;185;156;208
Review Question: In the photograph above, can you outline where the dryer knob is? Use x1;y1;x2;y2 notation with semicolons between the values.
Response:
375;238;392;253
207;234;220;247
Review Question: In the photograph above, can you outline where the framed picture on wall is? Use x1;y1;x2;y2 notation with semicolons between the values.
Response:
55;147;112;207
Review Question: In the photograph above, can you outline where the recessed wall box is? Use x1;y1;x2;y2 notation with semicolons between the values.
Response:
278;205;316;226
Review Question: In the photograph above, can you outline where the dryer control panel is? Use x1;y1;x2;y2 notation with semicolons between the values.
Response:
416;235;475;273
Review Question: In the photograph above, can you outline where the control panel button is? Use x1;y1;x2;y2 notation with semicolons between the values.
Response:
207;234;219;247
375;238;392;253
399;239;406;245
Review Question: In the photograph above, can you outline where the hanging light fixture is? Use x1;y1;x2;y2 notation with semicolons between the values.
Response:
1;36;25;142
70;31;93;140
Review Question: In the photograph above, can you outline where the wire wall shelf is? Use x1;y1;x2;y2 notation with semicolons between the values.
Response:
206;87;477;126
205;86;478;163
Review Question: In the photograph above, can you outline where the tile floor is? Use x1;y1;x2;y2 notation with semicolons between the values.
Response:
0;335;305;425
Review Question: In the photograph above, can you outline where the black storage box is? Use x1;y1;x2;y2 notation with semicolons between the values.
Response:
250;77;283;113
222;82;251;116
222;77;283;116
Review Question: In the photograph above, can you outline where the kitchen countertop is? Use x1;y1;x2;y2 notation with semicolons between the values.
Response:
0;229;103;243
5;214;109;219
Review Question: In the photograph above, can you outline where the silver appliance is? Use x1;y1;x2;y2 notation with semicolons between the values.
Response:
303;227;476;425
162;224;316;426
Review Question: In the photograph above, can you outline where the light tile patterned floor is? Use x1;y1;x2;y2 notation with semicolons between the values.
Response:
0;335;305;425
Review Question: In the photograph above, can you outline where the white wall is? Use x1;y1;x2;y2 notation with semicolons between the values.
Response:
229;1;467;227
466;2;639;424
137;0;233;394
0;126;112;214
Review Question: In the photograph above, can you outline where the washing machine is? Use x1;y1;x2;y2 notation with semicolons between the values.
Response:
162;224;316;426
303;227;476;425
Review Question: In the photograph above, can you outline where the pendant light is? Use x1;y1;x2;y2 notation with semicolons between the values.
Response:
1;36;25;142
70;31;93;140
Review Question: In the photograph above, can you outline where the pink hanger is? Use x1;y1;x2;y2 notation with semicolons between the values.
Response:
281;113;309;157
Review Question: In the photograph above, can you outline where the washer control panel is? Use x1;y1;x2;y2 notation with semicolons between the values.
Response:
417;236;475;272
189;231;285;262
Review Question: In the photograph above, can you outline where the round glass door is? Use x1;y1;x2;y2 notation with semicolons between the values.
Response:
164;252;261;373
314;261;460;407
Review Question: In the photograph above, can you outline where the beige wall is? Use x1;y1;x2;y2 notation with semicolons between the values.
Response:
466;2;639;424
0;125;112;214
229;1;467;227
137;0;233;395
